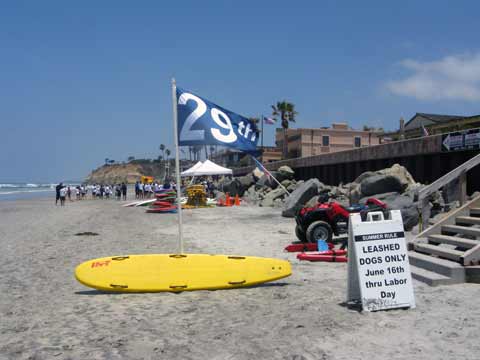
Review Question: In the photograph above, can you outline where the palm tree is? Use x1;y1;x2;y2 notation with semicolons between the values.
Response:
159;144;165;161
249;117;261;152
188;146;193;161
249;117;261;130
271;101;298;159
165;149;171;160
105;158;109;166
193;145;202;161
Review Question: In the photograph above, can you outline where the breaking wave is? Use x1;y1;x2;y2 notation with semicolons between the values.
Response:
0;183;56;189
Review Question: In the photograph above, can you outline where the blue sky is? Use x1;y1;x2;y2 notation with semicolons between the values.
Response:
1;1;479;182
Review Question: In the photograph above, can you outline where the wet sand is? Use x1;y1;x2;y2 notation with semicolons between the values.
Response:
1;196;479;359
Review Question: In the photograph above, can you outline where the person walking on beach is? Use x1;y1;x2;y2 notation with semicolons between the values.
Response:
55;182;63;205
121;182;127;201
144;183;152;198
105;185;111;199
59;185;67;206
115;184;121;200
163;179;171;190
135;181;140;199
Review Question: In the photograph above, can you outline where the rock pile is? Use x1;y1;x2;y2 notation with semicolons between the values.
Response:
227;163;446;231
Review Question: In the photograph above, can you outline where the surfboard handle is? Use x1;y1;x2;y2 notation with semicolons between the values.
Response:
169;254;187;259
169;285;188;289
111;256;130;261
228;280;246;285
110;284;128;289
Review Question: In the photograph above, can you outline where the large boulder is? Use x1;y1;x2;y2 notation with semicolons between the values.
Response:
348;183;362;204
330;185;350;198
221;179;244;197
369;192;419;231
259;188;287;207
287;182;298;192
256;173;278;189
379;164;416;190
277;166;295;181
360;175;404;197
281;178;323;217
354;171;375;184
243;185;261;204
221;173;257;197
237;174;256;190
353;164;416;198
428;190;445;217
273;198;285;208
305;195;320;208
359;192;403;204
281;179;293;189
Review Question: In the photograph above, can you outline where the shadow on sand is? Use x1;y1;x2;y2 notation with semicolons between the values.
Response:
75;282;290;295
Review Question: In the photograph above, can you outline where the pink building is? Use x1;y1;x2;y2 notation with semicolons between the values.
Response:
276;123;382;159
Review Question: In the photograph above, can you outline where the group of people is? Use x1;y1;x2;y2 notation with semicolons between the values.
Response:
55;183;128;205
55;176;221;206
90;183;127;200
55;183;88;206
134;180;174;199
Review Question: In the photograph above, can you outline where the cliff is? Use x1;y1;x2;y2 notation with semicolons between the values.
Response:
85;161;167;184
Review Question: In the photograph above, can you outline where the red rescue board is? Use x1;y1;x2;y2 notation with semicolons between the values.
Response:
146;206;177;213
297;250;347;262
152;201;174;207
284;242;334;252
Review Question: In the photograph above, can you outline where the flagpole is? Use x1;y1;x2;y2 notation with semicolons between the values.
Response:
171;78;184;254
251;155;290;195
261;113;264;159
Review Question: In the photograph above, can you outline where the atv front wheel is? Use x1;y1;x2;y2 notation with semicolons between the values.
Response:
295;225;307;242
306;221;333;243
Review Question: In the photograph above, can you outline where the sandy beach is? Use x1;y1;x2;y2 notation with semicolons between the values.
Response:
1;196;479;360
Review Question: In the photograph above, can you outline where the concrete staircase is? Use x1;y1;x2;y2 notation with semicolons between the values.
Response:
409;197;480;286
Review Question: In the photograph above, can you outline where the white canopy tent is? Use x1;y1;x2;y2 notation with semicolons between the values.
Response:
180;161;203;176
182;160;232;176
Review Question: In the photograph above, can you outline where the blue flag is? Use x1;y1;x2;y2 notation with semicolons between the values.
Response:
176;87;259;153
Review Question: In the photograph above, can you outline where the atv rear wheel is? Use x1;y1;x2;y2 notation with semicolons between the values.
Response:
306;221;333;243
295;225;307;242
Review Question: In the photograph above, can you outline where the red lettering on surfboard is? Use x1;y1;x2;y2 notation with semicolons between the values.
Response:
91;260;111;268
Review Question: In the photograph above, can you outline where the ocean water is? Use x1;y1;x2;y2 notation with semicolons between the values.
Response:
0;183;58;201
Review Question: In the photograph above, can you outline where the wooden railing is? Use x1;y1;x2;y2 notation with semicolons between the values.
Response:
416;153;480;231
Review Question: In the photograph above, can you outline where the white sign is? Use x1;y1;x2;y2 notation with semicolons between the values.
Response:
347;210;415;312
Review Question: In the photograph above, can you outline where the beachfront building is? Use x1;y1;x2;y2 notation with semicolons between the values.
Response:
210;146;282;168
210;149;245;168
383;113;480;141
275;123;383;159
260;146;282;163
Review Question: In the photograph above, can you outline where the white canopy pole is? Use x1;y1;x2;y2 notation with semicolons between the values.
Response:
171;78;184;254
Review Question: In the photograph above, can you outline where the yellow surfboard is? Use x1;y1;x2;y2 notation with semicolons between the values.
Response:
75;254;291;292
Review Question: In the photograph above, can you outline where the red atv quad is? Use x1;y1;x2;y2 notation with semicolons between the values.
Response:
295;195;387;243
